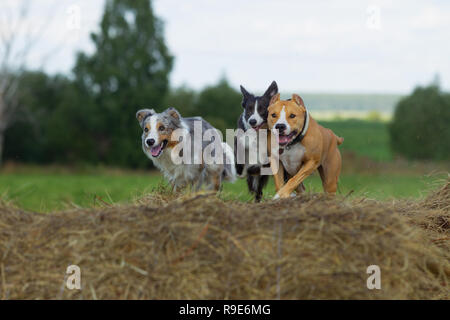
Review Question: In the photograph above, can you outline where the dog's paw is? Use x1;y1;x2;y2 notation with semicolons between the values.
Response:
274;190;293;199
290;192;296;198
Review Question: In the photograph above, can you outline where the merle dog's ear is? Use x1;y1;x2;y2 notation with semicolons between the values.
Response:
136;108;155;127
263;81;278;98
164;107;181;124
292;94;305;107
269;93;280;105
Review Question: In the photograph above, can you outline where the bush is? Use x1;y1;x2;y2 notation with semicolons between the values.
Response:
166;77;242;134
389;84;450;160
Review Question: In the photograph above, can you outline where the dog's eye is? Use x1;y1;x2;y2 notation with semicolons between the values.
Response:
159;125;165;131
271;113;277;118
144;127;149;133
289;114;296;118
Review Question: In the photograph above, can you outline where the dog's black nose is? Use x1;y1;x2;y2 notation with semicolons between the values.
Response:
275;123;286;132
146;138;155;146
249;119;257;126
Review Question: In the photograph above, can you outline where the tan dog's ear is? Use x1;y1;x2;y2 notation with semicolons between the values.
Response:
292;94;305;107
270;93;280;105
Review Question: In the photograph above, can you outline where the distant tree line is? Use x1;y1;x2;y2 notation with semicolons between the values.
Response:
5;74;450;167
4;71;242;168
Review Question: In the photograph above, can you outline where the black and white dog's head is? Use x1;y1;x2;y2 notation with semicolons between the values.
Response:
240;81;278;130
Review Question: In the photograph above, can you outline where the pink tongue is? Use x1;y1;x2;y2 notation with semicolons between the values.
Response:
278;135;290;144
151;144;162;156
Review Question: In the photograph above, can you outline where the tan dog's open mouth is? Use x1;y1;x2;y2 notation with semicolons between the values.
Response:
278;131;297;146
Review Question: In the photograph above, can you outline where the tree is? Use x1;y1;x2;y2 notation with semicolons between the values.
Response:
389;83;450;160
73;0;173;167
164;85;198;118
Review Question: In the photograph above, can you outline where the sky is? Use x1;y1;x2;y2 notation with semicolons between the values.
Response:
1;0;450;93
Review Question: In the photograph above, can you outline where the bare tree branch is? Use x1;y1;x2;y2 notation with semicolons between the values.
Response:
0;0;59;164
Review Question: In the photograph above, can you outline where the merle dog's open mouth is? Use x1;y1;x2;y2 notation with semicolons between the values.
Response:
278;131;297;146
150;140;168;157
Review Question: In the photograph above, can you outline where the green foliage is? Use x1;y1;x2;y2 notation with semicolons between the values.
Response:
4;72;81;163
193;77;242;133
389;84;450;160
164;77;242;134
73;0;173;167
164;85;198;117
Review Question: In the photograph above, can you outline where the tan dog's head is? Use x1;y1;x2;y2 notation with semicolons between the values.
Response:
267;93;307;146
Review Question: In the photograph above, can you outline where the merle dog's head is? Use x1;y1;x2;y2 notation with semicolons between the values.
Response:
240;81;278;130
136;107;182;158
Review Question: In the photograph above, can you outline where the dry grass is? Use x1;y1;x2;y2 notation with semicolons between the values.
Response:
0;181;448;300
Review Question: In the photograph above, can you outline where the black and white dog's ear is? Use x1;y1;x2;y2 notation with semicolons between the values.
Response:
240;85;252;108
240;85;250;98
263;81;278;98
136;108;155;127
164;107;181;124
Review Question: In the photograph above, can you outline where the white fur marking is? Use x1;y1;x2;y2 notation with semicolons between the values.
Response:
301;108;310;136
280;143;306;176
274;106;291;134
248;100;263;127
148;115;160;145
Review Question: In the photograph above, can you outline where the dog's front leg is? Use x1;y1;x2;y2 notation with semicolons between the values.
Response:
274;159;318;199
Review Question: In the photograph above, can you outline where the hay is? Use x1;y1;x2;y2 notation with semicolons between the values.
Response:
0;182;449;300
393;180;449;253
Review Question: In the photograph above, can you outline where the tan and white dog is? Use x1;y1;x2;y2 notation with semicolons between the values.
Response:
267;93;344;199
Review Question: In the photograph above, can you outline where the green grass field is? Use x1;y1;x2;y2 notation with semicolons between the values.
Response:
0;170;445;212
0;120;447;212
320;120;392;161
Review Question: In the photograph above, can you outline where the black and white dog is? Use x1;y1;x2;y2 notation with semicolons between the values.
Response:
235;81;278;201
